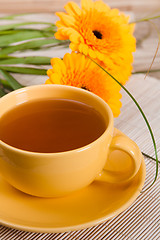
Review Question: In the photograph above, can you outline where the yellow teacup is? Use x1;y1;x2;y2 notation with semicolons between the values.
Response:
0;85;141;197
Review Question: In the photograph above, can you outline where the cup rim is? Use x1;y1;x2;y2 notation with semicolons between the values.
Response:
0;84;114;156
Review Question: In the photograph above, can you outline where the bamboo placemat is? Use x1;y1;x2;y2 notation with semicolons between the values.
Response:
0;73;159;239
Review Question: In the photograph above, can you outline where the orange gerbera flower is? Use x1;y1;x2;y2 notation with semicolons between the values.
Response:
55;0;136;84
46;52;122;117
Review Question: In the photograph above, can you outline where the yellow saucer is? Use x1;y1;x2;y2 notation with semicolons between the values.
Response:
0;131;146;233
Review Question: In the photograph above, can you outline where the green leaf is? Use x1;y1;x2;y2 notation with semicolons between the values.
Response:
0;30;53;47
87;56;159;192
0;55;15;59
0;30;20;35
0;56;51;65
0;87;6;97
0;22;55;31
42;26;55;32
0;27;55;36
0;78;13;90
0;13;30;20
0;66;47;75
0;70;23;90
0;38;59;55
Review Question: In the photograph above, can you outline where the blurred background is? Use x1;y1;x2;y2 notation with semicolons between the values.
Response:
0;0;159;79
0;0;159;14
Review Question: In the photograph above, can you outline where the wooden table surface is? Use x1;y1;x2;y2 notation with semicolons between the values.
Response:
0;1;160;239
0;0;160;13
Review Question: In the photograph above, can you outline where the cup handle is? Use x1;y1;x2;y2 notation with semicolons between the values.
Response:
96;128;142;183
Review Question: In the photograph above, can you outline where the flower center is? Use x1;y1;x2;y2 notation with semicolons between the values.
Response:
92;30;102;39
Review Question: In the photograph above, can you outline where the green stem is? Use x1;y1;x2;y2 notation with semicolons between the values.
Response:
133;69;160;74
142;152;160;163
87;56;158;192
131;15;160;24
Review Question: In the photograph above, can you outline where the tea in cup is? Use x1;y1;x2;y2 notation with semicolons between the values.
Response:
0;85;141;197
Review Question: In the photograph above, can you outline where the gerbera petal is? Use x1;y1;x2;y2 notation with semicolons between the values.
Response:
45;79;52;84
54;31;69;40
93;0;110;12
64;2;81;16
47;69;54;77
56;21;65;28
70;32;81;43
96;51;104;61
55;0;136;85
50;73;62;84
78;43;89;55
56;12;75;27
110;8;120;17
81;0;93;11
129;23;135;34
88;49;96;58
63;52;75;70
69;43;78;51
46;52;122;117
51;58;63;67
